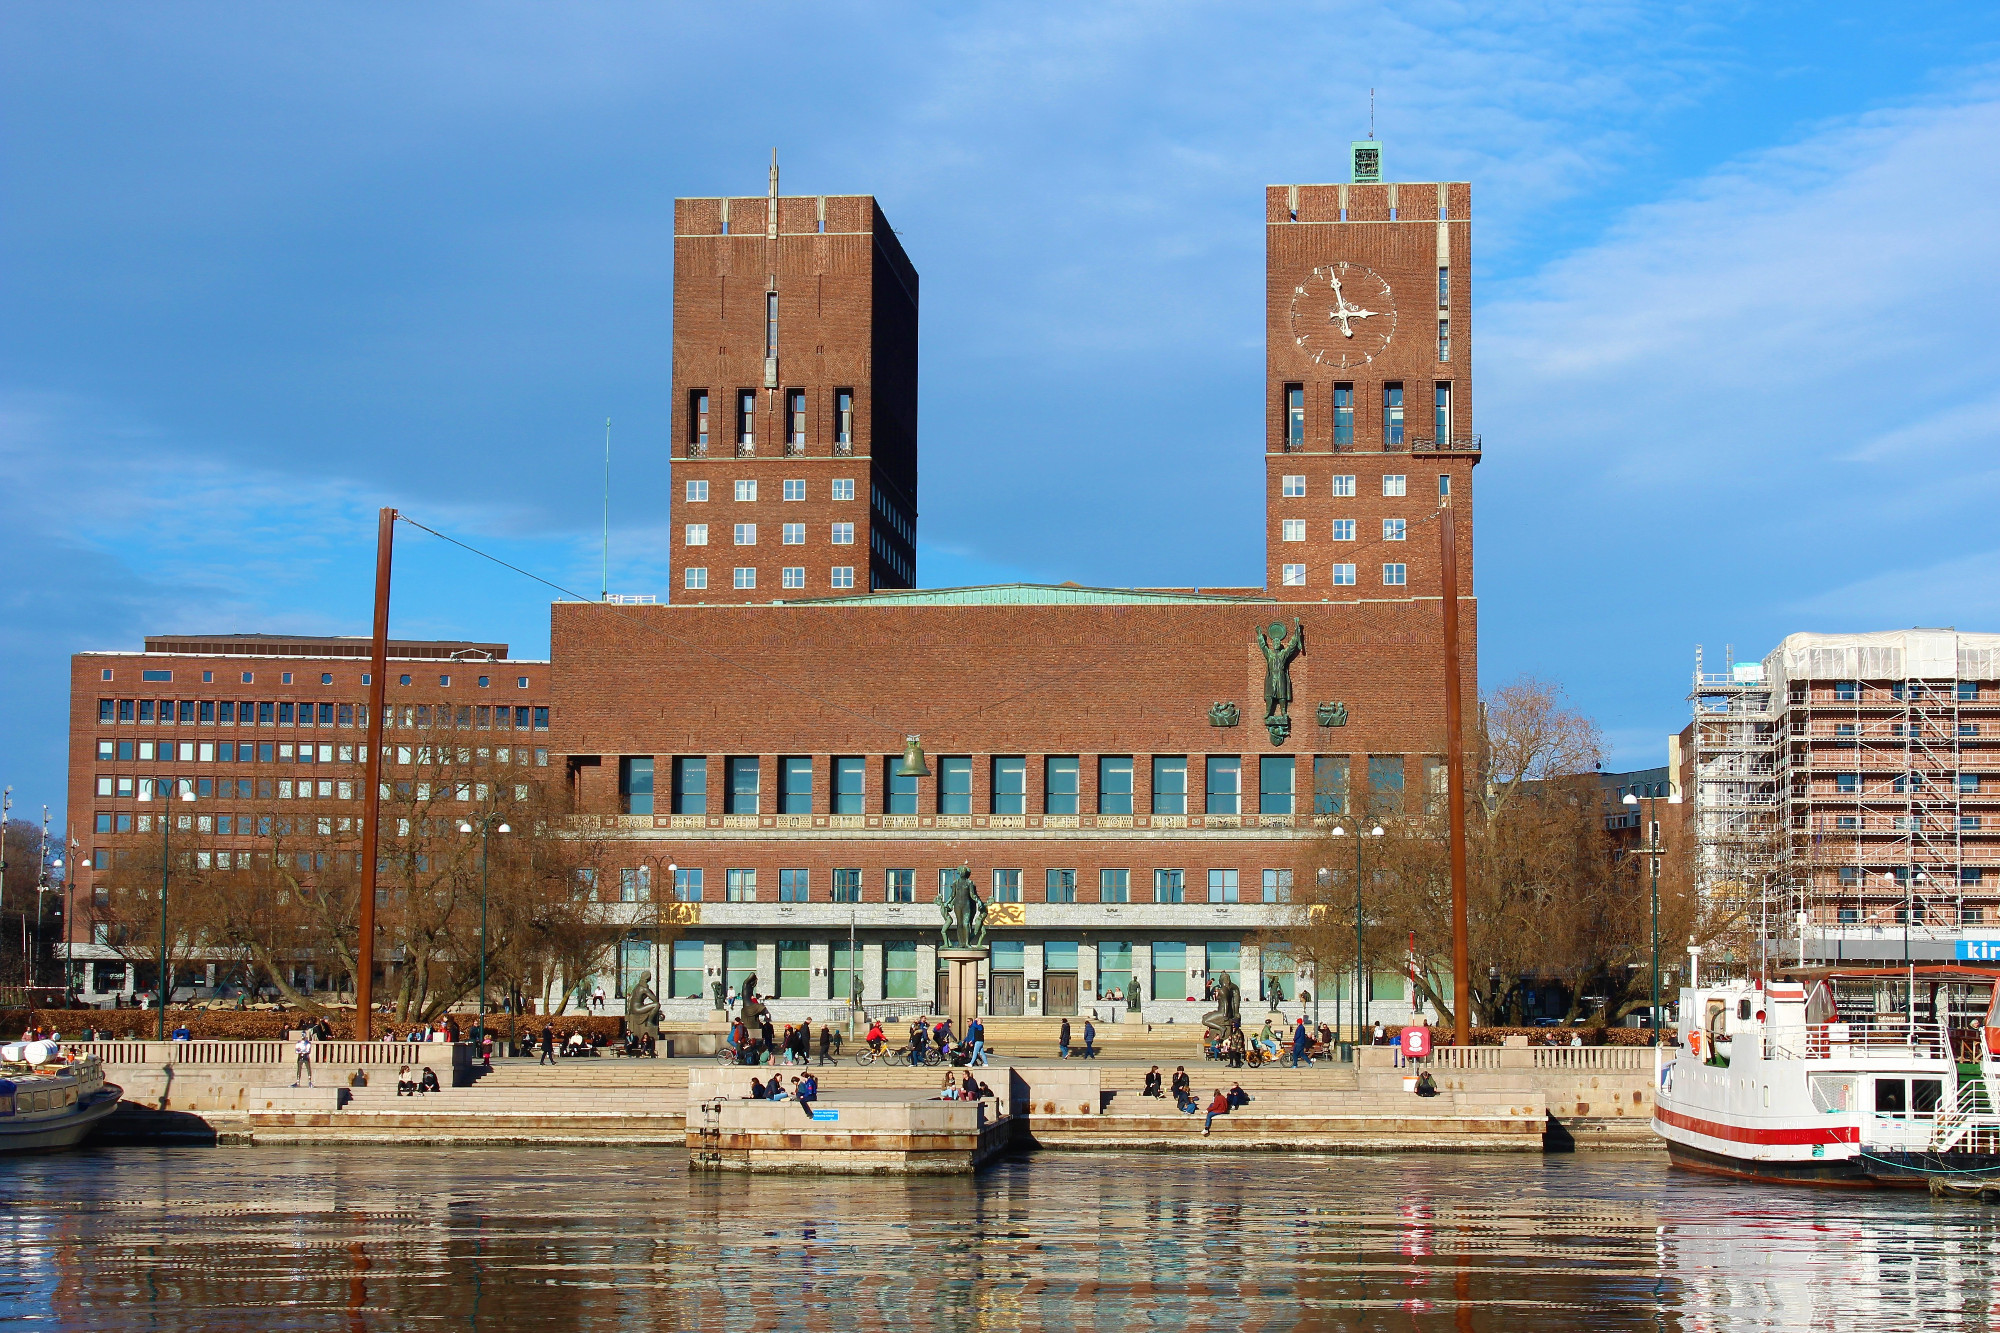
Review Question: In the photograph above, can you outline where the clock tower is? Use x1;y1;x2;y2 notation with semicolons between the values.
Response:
1263;175;1476;604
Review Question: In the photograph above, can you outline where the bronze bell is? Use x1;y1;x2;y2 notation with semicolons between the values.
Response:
896;734;930;778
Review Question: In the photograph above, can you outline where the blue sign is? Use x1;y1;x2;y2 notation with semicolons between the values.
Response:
1955;940;2000;962
810;1107;839;1121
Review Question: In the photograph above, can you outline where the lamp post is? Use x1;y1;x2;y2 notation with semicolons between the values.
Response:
459;815;511;1046
158;780;197;1039
1316;866;1331;1033
1329;823;1383;1038
1622;788;1681;1045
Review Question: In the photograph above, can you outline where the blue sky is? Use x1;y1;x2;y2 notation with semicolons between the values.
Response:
6;2;2000;829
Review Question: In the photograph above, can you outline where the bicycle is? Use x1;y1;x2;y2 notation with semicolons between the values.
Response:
714;1042;741;1065
856;1043;910;1067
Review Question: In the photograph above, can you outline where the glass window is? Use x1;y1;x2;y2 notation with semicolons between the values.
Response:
1282;563;1306;586
726;869;756;902
725;756;760;814
991;941;1026;972
883;941;918;999
1383;518;1406;541
1282;518;1306;542
1332;473;1355;496
833;756;866;814
1285;384;1304;449
1206;756;1241;815
1331;563;1356;586
992;869;1022;903
1259;755;1295;815
684;568;708;590
1098;941;1133;997
672;757;707;815
1372;971;1404;1002
685;478;708;501
831;523;855;545
1333;384;1354;447
936;756;972;814
1383;563;1407;586
1208;869;1239;904
1045;756;1080;815
1834;680;1858;701
618;868;650;903
670;940;705;998
1383;383;1404;447
733;523;756;545
674;868;703;902
1154;868;1185;904
1261;944;1294;1001
885;758;918;814
1206;942;1241;987
832;868;861;903
991;756;1026;814
779;756;812;814
832;477;855;500
1434;380;1452;434
1314;755;1349;815
1100;868;1129;903
1045;941;1079;974
1151;756;1187;815
783;479;806;502
886;869;915;903
1367;754;1405;815
724;940;757;997
685;523;709;546
1331;519;1355;541
1152;942;1188;1001
782;523;805;544
1046;868;1077;903
618;756;654;816
779;869;809;903
830;939;859;1002
732;567;756;589
830;567;855;589
1262;868;1293;904
1281;474;1306;497
1098;756;1134;815
1383;474;1407;497
782;567;805;589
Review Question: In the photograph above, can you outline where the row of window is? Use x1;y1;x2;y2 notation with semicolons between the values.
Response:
684;523;854;547
1282;518;1412;542
683;567;857;591
687;388;857;449
1280;563;1407;587
1835;867;1985;886
94;739;548;769
1829;681;1985;702
620;753;1410;817
95;699;550;730
1282;381;1455;449
102;669;530;688
91;773;543;831
1821;723;1990;737
615;864;1298;906
1279;473;1443;499
1835;906;1987;925
686;478;860;504
1824;815;1988;830
1830;774;1984;794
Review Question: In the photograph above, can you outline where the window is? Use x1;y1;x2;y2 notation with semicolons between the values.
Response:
732;568;756;589
779;870;809;903
1282;564;1306;586
830;567;855;589
783;479;806;502
689;391;710;448
1208;868;1240;904
1332;473;1355;497
1383;474;1407;497
1045;756;1080;815
1282;518;1306;542
992;868;1022;903
1260;754;1295;815
1044;868;1077;903
1384;383;1404;446
991;756;1026;815
516;677;528;689
141;669;172;683
321;673;334;686
1966;907;1987;926
1961;773;1980;794
1207;942;1241;990
100;669;113;682
813;756;860;815
723;941;756;996
1096;940;1133;996
1333;384;1354;447
725;756;760;814
935;756;972;814
1438;266;1449;306
686;478;708;502
669;940;704;998
1206;756;1241;814
1367;754;1406;815
1314;755;1349;815
831;867;862;904
1263;868;1293;904
831;523;854;545
618;867;650;903
1437;318;1450;362
1958;681;1979;701
1332;520;1355;541
1282;475;1306;497
684;567;708;590
1100;868;1130;903
1098;755;1134;815
886;869;915;902
1834;680;1859;701
785;391;806;447
1439;474;1451;498
1152;941;1188;1000
726;869;757;902
1434;381;1452;435
779;755;812;814
1964;815;1983;830
1152;756;1187;815
781;567;805;589
737;390;755;448
781;523;804;544
1154;869;1185;904
1835;773;1860;795
1838;907;1860;924
618;756;654;816
884;758;919;815
673;867;703;902
1285;384;1304;450
1383;563;1407;586
733;523;756;545
883;942;918;999
685;523;708;546
834;389;855;449
831;477;855;501
1331;563;1356;586
1383;518;1406;541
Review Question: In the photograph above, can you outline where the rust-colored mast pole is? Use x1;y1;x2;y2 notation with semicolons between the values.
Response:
1440;500;1472;1047
354;507;396;1042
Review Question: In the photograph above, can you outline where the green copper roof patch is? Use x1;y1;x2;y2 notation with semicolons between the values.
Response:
778;583;1274;607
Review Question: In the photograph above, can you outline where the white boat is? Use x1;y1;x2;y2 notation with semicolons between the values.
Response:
0;1044;123;1153
1654;966;2000;1186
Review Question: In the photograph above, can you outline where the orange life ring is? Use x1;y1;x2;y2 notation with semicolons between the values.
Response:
1688;1029;1702;1056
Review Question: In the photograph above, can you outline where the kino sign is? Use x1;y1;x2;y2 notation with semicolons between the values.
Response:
1956;940;2000;962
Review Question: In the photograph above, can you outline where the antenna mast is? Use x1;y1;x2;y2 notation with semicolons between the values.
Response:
602;418;611;602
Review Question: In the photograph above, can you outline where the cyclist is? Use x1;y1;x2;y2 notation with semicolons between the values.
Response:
865;1020;885;1054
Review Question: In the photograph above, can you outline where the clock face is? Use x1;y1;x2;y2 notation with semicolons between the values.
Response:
1288;263;1396;370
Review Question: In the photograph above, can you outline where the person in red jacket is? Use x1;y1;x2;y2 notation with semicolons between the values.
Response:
1203;1088;1231;1136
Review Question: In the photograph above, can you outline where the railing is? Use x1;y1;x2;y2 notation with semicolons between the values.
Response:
1932;1078;2000;1153
684;442;707;458
1768;1021;1950;1061
58;1039;469;1069
1409;434;1482;453
1361;1044;1648;1072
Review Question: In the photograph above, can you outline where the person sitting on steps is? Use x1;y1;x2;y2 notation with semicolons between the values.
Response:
1143;1066;1164;1098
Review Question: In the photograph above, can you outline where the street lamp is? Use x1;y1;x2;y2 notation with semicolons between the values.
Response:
459;816;511;1046
158;780;198;1039
1623;788;1681;1046
1329;823;1383;1038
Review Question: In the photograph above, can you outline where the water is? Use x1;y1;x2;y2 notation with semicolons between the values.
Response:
2;1147;1996;1330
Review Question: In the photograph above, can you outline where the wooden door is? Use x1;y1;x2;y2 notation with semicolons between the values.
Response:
991;972;1025;1016
1046;972;1078;1016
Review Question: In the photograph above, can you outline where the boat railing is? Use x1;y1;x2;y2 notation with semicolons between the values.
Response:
1770;1021;1950;1061
1931;1079;2000;1154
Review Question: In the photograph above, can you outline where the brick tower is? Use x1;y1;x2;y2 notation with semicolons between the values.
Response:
669;157;918;604
1264;147;1476;603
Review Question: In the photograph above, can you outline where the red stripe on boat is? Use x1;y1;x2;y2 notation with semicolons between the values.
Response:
1655;1106;1858;1146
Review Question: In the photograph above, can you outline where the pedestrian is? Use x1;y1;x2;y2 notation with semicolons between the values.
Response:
967;1016;986;1067
292;1030;314;1087
539;1021;557;1065
798;1018;813;1063
1203;1088;1230;1136
759;1011;776;1061
797;1072;818;1118
818;1023;834;1066
1058;1018;1071;1059
1372;1020;1386;1046
480;1030;493;1069
1291;1017;1312;1068
1081;1018;1096;1059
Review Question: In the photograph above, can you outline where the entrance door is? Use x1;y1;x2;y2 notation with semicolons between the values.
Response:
1046;972;1078;1016
991;972;1025;1016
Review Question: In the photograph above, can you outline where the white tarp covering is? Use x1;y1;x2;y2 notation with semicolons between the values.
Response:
1761;629;2000;685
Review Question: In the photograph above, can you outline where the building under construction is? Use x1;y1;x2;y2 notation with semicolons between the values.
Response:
1690;630;2000;966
